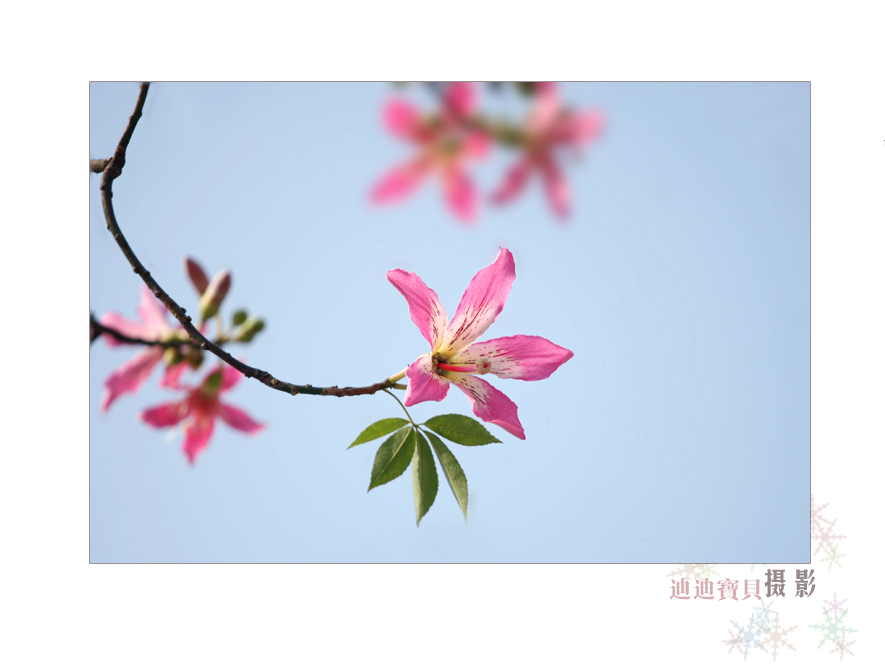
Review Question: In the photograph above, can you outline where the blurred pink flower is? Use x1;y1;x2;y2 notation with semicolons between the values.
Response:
371;82;490;222
387;248;573;439
100;286;184;411
140;363;264;464
491;82;604;219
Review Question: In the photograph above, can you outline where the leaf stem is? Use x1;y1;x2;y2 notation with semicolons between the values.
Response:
382;389;417;428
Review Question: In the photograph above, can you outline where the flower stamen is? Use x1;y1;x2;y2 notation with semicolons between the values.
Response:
436;358;494;375
475;357;492;375
437;362;476;373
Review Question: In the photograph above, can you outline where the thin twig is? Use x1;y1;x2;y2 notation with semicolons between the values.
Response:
94;82;401;398
89;312;202;348
382;388;417;427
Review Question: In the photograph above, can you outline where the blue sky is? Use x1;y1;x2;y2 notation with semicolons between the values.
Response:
89;82;809;562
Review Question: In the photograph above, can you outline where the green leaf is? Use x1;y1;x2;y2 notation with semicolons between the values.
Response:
349;418;409;449
368;427;416;490
412;432;439;526
423;414;501;446
424;430;468;519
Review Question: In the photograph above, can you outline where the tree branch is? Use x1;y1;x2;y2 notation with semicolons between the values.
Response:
94;82;402;398
89;312;202;348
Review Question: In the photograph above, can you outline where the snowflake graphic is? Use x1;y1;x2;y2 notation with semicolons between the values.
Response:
758;612;796;661
811;494;846;557
723;619;768;660
697;563;719;578
820;542;847;572
723;625;750;657
722;599;775;660
823;592;848;617
667;563;719;580
753;598;776;634
829;631;857;662
811;494;834;533
815;522;847;557
809;605;858;650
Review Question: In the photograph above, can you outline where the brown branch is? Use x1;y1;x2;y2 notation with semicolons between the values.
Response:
89;312;202;348
94;82;401;398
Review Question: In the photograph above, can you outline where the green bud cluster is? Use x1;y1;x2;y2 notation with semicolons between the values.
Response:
233;315;266;342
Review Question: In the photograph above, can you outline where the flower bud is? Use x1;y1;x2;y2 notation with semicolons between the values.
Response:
164;346;184;366
199;270;232;320
232;309;248;326
187;349;204;370
185;257;210;295
160;329;190;345
234;316;265;342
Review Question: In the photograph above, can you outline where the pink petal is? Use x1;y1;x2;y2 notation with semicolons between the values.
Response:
490;159;532;206
386;269;448;349
442;248;516;356
531;82;561;130
140;399;189;427
445;82;476;117
554;110;605;145
453;335;574;381
440;166;477;222
539;156;570;219
463;132;491;160
383;98;423;140
137;286;169;336
101;347;165;411
370;160;427;204
182;414;215;465
217;402;265;433
448;373;525;439
160;361;189;389
221;362;244;391
403;356;450;406
99;311;152;347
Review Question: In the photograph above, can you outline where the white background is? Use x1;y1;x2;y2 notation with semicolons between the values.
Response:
3;0;883;662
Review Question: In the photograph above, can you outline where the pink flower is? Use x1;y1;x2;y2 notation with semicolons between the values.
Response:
100;286;185;411
387;248;573;439
140;363;264;465
491;82;604;219
371;82;490;222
